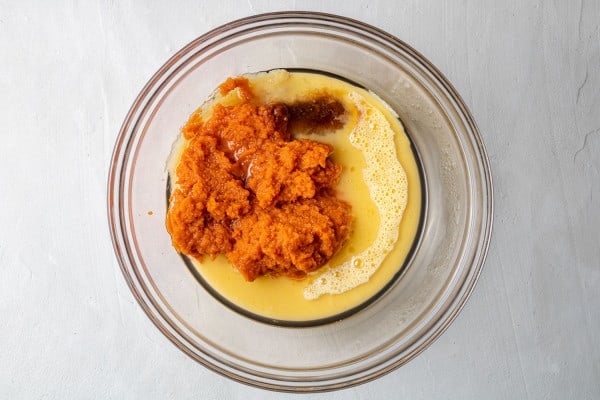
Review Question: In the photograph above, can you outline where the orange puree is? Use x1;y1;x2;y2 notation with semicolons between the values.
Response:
166;78;353;282
218;77;253;101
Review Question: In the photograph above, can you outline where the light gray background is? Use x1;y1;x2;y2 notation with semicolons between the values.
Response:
1;1;598;398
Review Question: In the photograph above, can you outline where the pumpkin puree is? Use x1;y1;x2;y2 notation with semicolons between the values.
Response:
166;77;353;281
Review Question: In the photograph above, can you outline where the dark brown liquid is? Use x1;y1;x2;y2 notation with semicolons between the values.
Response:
270;96;345;135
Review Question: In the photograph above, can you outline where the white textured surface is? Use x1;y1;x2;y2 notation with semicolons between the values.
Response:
1;1;599;398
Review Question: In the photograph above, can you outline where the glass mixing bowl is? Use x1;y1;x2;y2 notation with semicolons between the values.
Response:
108;12;493;392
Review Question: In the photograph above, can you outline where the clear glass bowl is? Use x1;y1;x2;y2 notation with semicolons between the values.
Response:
108;12;493;392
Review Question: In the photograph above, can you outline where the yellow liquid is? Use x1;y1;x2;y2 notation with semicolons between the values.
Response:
177;71;422;322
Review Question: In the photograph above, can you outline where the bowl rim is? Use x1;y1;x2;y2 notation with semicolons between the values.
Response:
107;11;494;392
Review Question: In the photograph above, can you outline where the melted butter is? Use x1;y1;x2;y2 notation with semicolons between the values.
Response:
170;70;421;322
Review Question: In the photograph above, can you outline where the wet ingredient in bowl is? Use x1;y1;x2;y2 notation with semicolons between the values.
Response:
166;77;353;282
166;70;422;321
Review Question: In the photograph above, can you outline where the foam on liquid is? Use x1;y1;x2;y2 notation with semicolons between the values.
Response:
304;91;408;299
